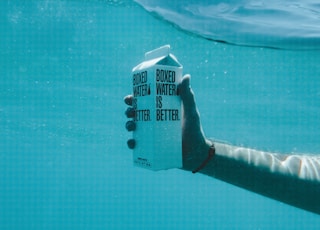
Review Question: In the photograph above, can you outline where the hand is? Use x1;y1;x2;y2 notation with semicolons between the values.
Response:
124;74;210;170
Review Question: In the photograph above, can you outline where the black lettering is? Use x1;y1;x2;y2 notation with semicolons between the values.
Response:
135;109;151;121
156;69;176;83
133;84;150;97
133;71;148;86
156;96;162;108
156;83;177;96
156;109;161;121
156;109;179;121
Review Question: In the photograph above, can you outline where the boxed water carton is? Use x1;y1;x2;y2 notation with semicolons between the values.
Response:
131;45;183;170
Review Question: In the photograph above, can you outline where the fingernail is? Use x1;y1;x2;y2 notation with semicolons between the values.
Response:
127;139;136;149
126;121;136;131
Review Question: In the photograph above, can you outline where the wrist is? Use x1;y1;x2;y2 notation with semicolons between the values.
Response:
192;140;215;173
182;139;213;171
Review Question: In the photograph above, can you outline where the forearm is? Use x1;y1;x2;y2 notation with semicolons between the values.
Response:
183;139;320;214
214;142;320;182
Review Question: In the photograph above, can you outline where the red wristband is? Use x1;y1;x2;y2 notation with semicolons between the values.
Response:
192;143;215;174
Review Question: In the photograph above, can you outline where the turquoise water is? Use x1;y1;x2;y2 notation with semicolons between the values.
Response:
1;0;320;229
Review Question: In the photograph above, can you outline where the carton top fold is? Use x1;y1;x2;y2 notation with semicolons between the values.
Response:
132;45;182;71
145;45;170;61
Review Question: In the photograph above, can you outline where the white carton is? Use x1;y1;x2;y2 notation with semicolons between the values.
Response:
131;45;182;170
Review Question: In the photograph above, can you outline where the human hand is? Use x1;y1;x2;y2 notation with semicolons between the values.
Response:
124;74;211;170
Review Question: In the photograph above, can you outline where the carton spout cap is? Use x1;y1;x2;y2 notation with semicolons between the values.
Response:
145;45;170;61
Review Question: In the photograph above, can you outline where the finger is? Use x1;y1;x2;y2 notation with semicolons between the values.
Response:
124;95;133;106
127;139;136;149
125;120;136;131
125;107;135;118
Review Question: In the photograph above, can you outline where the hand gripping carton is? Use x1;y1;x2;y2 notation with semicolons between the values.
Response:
131;45;182;170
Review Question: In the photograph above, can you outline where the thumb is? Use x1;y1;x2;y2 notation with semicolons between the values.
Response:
179;74;197;114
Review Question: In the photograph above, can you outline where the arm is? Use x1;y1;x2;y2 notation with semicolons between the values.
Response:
186;141;320;215
125;75;320;214
179;75;320;214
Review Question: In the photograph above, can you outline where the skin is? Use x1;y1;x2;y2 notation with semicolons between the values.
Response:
125;74;320;215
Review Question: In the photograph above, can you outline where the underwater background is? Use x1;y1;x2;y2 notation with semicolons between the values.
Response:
1;0;320;229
